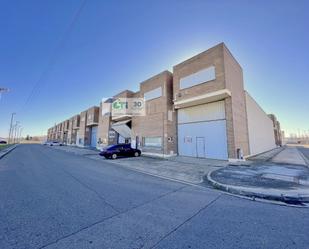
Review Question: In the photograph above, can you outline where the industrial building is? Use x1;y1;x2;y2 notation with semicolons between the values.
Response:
47;43;280;160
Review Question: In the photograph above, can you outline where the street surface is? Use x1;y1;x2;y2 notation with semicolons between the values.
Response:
0;144;308;249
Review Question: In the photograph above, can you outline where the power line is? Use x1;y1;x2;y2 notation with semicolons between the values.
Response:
0;87;9;100
18;0;88;114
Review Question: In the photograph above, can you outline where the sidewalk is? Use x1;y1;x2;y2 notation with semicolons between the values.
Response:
248;146;284;162
271;146;307;166
100;156;227;184
49;145;227;184
0;144;18;159
207;163;309;205
207;146;309;205
50;145;99;156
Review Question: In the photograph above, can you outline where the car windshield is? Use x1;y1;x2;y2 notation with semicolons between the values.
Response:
105;145;117;150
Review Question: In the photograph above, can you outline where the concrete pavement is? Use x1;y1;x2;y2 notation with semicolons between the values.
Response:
50;145;227;184
272;146;307;165
247;146;284;162
207;146;309;204
207;163;309;204
0;144;18;159
0;144;309;249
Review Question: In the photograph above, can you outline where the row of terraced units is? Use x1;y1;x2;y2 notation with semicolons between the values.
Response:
47;43;280;160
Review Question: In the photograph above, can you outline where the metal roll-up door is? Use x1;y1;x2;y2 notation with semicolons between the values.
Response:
91;126;98;148
177;101;228;160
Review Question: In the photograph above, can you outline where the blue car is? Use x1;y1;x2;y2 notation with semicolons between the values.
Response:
99;144;141;159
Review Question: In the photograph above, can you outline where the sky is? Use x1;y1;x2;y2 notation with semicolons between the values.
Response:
0;0;308;138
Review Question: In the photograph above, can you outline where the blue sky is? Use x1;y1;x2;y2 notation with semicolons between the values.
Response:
0;0;308;138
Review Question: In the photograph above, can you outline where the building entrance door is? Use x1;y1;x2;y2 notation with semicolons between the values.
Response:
196;137;205;158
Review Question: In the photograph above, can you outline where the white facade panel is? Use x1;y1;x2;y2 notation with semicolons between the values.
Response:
178;120;228;160
144;87;162;101
178;101;225;124
245;92;276;155
180;66;216;90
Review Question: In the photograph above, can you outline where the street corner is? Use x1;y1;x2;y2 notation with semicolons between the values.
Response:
206;163;309;206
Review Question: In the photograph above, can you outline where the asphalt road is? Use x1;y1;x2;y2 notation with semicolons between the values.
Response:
0;145;308;249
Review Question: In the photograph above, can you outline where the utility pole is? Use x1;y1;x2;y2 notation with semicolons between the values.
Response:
8;112;16;144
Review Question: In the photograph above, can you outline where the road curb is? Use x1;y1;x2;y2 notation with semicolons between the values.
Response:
246;146;285;162
266;146;286;162
298;149;309;167
206;169;309;205
0;144;18;159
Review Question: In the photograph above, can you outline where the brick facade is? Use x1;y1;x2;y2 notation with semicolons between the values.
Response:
132;71;176;155
47;43;277;159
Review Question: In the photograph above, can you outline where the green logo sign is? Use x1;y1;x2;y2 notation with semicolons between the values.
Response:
112;99;128;110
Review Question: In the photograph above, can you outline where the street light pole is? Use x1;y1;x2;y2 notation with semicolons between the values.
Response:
18;127;23;143
8;113;16;144
13;122;19;144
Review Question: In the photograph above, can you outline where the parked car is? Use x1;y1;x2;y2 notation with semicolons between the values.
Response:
0;140;7;144
49;141;63;146
99;144;141;159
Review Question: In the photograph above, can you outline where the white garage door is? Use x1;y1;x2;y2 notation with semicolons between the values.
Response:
177;101;228;160
90;126;98;148
76;131;80;146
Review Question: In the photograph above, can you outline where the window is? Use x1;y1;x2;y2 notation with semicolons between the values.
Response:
106;145;117;150
144;87;162;101
180;66;216;89
144;137;162;148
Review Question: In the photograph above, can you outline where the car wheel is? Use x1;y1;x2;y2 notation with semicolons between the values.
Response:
134;151;140;157
111;153;117;159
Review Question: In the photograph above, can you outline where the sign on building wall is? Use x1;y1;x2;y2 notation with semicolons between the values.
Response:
102;98;146;117
108;130;116;139
184;136;193;143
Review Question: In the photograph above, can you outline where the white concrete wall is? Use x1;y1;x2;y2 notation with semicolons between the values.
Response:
245;92;276;156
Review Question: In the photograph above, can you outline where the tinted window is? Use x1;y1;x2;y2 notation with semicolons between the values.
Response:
106;145;116;150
